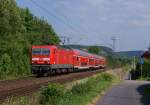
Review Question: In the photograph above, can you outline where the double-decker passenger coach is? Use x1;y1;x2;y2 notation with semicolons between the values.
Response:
31;45;106;77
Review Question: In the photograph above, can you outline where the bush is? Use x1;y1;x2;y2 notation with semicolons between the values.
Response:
100;73;114;81
70;73;113;96
71;82;92;95
134;59;150;80
0;53;12;79
39;73;115;105
40;83;65;105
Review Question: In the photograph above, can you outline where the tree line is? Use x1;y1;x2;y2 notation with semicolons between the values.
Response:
88;46;131;69
131;59;150;80
0;0;59;79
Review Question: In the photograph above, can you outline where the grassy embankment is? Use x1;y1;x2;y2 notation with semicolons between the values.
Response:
2;71;121;105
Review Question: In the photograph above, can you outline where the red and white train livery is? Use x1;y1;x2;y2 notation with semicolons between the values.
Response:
31;45;106;76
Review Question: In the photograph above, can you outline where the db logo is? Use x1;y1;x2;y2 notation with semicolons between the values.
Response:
39;58;42;60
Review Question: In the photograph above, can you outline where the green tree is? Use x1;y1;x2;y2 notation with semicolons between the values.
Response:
0;53;12;78
0;0;60;79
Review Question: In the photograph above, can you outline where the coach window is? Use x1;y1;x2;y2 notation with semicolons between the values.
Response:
54;49;56;54
77;57;79;61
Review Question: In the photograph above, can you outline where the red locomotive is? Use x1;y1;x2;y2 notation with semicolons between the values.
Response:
31;45;106;76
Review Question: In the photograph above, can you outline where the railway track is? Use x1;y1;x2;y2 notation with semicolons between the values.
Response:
0;69;106;102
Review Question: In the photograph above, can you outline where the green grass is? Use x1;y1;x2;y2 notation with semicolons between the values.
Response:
2;73;116;105
137;77;150;81
40;73;115;105
58;81;111;105
2;95;39;105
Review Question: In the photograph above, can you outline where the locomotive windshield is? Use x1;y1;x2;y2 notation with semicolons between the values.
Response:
32;48;50;55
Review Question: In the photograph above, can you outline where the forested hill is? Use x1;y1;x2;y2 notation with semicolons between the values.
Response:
68;45;143;58
0;0;59;79
116;51;144;58
67;44;113;56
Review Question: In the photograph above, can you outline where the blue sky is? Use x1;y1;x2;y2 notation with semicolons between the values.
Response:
17;0;150;51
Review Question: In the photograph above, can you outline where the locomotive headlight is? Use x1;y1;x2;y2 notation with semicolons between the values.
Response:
32;61;36;64
43;58;50;61
32;58;39;61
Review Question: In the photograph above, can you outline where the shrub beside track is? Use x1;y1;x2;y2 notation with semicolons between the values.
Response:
40;73;115;105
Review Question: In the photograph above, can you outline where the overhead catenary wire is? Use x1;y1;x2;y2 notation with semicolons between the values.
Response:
30;0;91;44
30;0;87;36
29;0;112;46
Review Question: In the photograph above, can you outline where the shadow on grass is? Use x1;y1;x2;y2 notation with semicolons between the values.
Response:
137;84;150;105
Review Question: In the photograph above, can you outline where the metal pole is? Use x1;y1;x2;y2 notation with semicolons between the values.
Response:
129;70;131;80
133;56;136;71
141;64;143;79
131;56;136;80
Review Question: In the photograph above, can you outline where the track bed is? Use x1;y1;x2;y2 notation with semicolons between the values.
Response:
0;69;105;102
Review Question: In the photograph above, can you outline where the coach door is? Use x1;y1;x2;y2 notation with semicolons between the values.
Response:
73;56;79;67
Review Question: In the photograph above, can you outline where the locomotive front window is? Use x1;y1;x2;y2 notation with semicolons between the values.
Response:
32;48;41;55
32;48;50;55
42;48;50;55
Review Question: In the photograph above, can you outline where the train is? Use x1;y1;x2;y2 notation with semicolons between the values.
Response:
31;45;106;77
